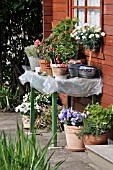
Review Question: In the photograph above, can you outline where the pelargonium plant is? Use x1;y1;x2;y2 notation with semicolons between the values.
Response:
71;23;105;51
58;108;87;127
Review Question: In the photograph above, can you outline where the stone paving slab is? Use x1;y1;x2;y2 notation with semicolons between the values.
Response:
0;111;95;170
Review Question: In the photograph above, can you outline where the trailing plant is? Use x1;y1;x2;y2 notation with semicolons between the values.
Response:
0;122;64;170
79;103;113;137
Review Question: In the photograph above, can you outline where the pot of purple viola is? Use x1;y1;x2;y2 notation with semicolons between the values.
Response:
58;107;87;151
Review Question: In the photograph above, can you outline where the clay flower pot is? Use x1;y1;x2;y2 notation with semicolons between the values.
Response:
83;133;107;145
64;124;85;151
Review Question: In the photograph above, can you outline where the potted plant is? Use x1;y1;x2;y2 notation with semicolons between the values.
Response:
24;39;44;70
58;107;86;151
44;17;79;78
78;103;113;145
15;91;51;129
15;92;41;129
71;23;105;65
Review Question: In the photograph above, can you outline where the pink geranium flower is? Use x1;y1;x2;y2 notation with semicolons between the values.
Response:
34;39;41;45
49;47;55;52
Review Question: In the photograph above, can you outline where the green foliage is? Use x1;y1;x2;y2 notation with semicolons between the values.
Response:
0;0;42;89
79;103;113;137
0;122;64;170
24;45;40;58
44;17;79;64
0;84;20;111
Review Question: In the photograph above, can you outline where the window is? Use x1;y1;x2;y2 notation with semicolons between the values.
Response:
69;0;102;27
68;0;104;59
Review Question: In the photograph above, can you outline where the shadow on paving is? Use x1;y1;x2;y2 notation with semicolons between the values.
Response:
0;111;95;170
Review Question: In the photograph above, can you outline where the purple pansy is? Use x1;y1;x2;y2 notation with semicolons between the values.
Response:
58;108;86;127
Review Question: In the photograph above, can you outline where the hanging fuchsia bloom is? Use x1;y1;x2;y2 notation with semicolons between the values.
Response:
34;39;41;45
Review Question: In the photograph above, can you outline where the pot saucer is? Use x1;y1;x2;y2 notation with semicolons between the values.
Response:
65;146;85;152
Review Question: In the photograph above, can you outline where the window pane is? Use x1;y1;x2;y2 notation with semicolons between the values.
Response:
87;0;100;6
87;9;100;26
74;9;84;26
74;0;84;6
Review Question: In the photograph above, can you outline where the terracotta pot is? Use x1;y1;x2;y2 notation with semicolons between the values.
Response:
38;59;47;72
64;124;85;151
51;64;68;79
83;133;108;145
21;115;37;129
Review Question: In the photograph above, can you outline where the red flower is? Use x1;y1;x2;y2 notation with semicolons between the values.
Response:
34;39;41;45
46;63;50;67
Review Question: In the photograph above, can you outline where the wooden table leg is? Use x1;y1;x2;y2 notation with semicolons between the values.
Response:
30;87;34;133
52;92;57;146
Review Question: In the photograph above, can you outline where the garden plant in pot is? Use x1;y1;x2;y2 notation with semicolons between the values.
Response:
15;92;41;129
71;23;105;66
24;39;44;71
44;17;79;79
58;107;87;151
15;91;51;129
78;103;113;145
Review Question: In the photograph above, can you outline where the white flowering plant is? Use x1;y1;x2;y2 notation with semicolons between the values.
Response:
71;23;105;51
15;91;51;116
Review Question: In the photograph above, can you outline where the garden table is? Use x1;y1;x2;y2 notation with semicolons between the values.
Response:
19;70;102;147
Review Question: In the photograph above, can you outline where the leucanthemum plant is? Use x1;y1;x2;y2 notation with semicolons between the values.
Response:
71;23;105;65
58;108;87;127
15;91;51;116
71;23;105;51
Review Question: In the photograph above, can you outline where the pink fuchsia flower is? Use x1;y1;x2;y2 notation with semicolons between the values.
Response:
34;39;41;45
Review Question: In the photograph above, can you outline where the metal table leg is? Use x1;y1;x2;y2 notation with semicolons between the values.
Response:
52;92;57;146
30;87;34;133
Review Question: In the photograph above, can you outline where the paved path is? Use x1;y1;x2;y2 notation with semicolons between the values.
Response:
0;111;95;170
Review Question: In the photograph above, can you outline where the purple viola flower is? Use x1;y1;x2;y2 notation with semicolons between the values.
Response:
67;109;72;118
58;113;64;120
58;108;84;126
72;111;78;118
71;118;76;126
